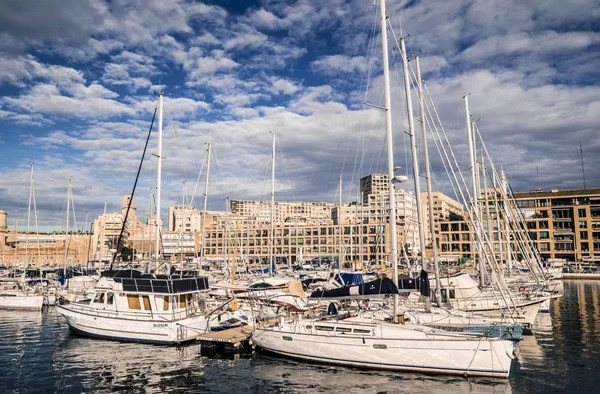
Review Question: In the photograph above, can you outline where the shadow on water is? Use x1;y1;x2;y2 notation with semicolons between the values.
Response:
1;281;599;393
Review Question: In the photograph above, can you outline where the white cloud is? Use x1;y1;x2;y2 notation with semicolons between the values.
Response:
3;83;134;118
312;55;368;74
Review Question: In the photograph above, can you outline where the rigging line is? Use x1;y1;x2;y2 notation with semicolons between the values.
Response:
110;104;158;270
275;136;298;201
210;145;232;207
423;86;514;306
189;146;208;208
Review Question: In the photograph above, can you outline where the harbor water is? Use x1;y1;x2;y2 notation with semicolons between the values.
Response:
1;280;598;393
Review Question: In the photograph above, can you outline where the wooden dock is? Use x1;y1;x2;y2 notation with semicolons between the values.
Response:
196;326;255;354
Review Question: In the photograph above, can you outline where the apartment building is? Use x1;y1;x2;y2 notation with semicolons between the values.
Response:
435;188;600;262
420;192;464;250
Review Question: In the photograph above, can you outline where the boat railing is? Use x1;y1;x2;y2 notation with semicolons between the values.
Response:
64;303;192;321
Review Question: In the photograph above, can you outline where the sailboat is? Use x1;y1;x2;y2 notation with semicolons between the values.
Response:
251;0;516;378
0;163;46;311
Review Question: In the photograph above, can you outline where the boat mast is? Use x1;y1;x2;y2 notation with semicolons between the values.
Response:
64;177;71;269
416;56;441;305
399;38;426;275
379;0;400;322
464;96;484;287
200;143;211;263
270;132;275;274
338;175;342;269
501;168;512;272
154;92;164;270
25;162;34;268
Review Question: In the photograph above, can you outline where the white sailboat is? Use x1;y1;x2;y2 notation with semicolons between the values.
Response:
252;1;516;378
0;163;45;311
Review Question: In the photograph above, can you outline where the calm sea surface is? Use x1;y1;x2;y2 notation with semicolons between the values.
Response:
1;280;598;393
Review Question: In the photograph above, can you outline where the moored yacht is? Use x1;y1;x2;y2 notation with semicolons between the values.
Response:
252;314;516;378
56;270;211;344
0;278;46;311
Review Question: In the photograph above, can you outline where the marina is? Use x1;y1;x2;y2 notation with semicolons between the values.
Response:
1;281;599;393
1;0;599;393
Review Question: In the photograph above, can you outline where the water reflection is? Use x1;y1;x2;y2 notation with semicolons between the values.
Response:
251;354;512;394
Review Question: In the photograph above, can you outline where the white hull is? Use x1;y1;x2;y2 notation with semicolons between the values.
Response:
0;294;45;310
56;304;210;344
252;318;515;378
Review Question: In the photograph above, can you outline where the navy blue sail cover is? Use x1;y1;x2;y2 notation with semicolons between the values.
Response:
397;270;430;296
310;277;399;299
310;270;430;299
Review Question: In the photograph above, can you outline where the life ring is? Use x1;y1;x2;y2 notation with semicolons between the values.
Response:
519;287;526;294
230;299;238;311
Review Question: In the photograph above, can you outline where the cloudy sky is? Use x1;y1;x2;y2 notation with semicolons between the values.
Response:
0;0;598;232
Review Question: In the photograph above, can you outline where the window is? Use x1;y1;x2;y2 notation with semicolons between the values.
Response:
539;231;549;239
142;296;151;311
107;293;114;305
579;208;587;218
580;231;589;240
93;292;105;303
127;295;141;309
163;296;170;311
579;221;588;229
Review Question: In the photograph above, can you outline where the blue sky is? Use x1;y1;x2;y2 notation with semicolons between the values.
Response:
0;0;599;232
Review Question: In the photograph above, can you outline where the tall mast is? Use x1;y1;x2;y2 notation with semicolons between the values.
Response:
379;0;400;322
501;168;512;272
338;175;343;268
64;177;71;268
464;96;484;286
200;143;211;262
154;92;164;267
416;56;441;305
25;162;34;267
270;132;275;274
399;38;426;274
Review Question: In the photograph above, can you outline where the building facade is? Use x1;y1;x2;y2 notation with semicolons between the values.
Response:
434;188;600;263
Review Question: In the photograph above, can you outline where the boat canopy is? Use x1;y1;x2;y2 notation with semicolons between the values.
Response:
334;272;364;286
310;277;398;299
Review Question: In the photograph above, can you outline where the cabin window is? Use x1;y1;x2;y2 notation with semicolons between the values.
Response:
336;327;352;333
440;289;447;303
142;296;151;311
163;296;170;311
449;289;456;299
94;292;105;304
353;329;371;334
107;293;114;305
315;325;334;332
127;295;141;309
179;295;186;308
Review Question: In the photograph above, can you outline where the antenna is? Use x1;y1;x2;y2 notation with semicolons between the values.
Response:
580;142;587;190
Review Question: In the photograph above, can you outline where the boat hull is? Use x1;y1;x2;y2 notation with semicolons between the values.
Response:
252;322;515;378
0;294;45;310
56;304;209;344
